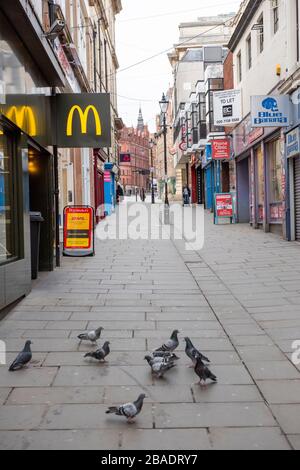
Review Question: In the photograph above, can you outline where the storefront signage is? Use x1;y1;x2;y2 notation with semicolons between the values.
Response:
212;139;231;160
214;193;235;225
120;153;131;163
286;127;300;159
213;89;242;126
251;95;291;128
63;206;94;257
55;93;111;148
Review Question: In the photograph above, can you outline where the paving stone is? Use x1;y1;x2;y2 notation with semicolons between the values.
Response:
0;405;46;430
0;430;120;450
4;339;79;353
0;321;48;330
147;338;234;352
7;312;72;321
270;405;300;434
7;387;105;405
0;367;58;387
40;404;153;430
154;403;276;428
246;361;300;380
258;380;300;404
121;429;211;450
0;388;11;405
237;346;287;362
287;435;300;450
209;427;291;450
192;385;262;403
53;366;142;387
45;321;88;330
104;385;193;404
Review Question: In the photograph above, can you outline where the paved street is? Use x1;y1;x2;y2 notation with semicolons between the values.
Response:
0;206;300;450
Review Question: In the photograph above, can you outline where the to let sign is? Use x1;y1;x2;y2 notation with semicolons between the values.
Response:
212;139;230;160
63;206;94;257
215;194;234;218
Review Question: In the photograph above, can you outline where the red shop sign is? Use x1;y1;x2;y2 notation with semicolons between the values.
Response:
212;139;231;160
215;194;233;217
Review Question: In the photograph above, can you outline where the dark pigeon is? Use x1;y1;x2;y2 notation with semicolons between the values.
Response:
84;341;110;362
9;341;32;372
152;351;180;361
144;355;176;378
155;330;179;353
106;394;146;423
194;357;217;386
184;337;210;366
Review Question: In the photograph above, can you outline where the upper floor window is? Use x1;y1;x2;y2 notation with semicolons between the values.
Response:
237;51;242;82
273;4;279;34
257;14;264;53
246;35;252;69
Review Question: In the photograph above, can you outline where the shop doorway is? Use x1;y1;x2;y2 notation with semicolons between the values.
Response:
237;157;250;223
28;145;54;273
295;156;300;241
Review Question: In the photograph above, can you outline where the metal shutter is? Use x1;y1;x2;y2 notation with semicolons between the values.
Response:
295;157;300;240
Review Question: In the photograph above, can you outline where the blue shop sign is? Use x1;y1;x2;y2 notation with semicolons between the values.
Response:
251;95;291;128
286;127;300;159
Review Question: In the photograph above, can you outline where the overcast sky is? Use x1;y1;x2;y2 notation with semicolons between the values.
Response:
116;0;242;132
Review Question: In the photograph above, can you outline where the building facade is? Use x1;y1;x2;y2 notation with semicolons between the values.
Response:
119;110;150;196
0;0;122;311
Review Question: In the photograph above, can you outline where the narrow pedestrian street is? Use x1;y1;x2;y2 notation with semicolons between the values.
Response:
0;207;300;450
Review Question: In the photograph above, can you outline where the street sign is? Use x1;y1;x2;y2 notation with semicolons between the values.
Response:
251;95;291;127
213;89;242;126
55;93;111;148
286;127;300;159
63;206;95;257
212;139;231;160
214;193;235;225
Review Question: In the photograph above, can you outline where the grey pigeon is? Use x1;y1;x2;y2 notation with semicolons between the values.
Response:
145;355;176;378
84;341;110;362
184;337;210;366
78;327;103;343
155;330;179;353
106;394;146;423
152;351;180;361
9;341;32;372
194;357;217;386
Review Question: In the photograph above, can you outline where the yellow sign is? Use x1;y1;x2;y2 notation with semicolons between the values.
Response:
66;105;102;137
66;238;90;248
66;213;90;231
0;106;37;136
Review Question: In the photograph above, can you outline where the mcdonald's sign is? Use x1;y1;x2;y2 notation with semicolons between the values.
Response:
0;106;37;136
55;93;111;148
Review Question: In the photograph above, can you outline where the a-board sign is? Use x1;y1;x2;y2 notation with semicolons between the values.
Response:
214;193;234;225
63;206;95;257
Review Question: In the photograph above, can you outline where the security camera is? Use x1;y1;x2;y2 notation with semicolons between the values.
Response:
44;19;65;38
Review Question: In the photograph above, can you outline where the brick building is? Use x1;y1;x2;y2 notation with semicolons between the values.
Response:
119;109;150;195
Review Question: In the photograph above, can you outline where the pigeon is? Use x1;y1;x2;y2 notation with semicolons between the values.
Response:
9;341;32;372
194;357;217;386
106;394;146;423
84;341;110;362
78;327;103;343
184;337;210;367
152;351;180;361
155;330;179;353
144;355;176;378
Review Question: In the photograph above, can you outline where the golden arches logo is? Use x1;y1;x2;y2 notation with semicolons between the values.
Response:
66;105;102;137
0;106;37;136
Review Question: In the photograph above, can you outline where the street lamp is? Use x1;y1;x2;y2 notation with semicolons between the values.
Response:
149;139;156;204
159;93;170;223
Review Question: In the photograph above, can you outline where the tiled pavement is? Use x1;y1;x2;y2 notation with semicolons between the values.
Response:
0;207;300;450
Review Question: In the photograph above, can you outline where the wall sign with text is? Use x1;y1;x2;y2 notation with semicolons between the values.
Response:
212;139;231;160
213;89;242;126
251;95;291;128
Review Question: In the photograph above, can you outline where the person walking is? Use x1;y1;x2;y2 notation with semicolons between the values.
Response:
183;185;191;206
140;188;146;202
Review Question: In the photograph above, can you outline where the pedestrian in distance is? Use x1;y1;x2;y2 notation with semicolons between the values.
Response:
183;185;191;206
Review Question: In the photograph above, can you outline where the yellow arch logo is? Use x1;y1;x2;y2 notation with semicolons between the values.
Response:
0;106;37;136
66;105;102;137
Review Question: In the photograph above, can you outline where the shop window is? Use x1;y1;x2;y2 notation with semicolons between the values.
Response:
256;146;264;220
0;127;18;263
268;139;282;203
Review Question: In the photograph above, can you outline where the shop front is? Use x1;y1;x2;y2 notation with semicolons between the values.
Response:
286;126;300;241
233;115;285;235
0;4;65;311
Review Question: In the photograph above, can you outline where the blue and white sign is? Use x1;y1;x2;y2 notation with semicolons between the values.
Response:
286;127;300;159
251;95;291;128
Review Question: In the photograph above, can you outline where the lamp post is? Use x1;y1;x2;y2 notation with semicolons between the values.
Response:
149;139;156;204
159;93;169;223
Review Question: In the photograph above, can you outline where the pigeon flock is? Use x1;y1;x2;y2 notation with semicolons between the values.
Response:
8;328;217;423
